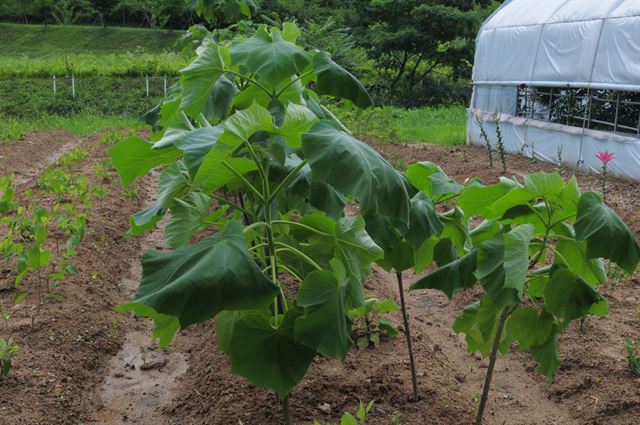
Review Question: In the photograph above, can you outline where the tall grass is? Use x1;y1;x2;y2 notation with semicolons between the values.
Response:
333;104;467;145
0;114;145;144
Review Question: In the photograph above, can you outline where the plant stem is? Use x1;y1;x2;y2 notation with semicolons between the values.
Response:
396;271;419;401
475;307;512;425
281;395;292;425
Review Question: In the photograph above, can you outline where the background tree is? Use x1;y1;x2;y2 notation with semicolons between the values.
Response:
351;0;493;106
90;0;114;28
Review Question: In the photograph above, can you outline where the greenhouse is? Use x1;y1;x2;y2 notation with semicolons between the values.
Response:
467;0;640;181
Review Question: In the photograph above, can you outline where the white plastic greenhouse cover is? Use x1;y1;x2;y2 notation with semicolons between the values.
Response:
473;0;640;90
467;0;640;182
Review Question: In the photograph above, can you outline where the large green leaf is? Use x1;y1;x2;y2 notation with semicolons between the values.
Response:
410;249;477;298
406;192;444;250
110;136;181;188
503;224;534;297
302;121;410;224
294;269;352;361
167;126;224;175
544;268;607;325
129;162;190;235
574;192;640;274
227;309;316;398
553;223;607;285
273;103;318;148
312;51;372;109
475;231;520;308
457;179;517;219
230;25;311;89
118;220;279;330
180;43;226;118
405;162;462;197
164;192;212;249
452;297;509;357
530;326;561;380
295;213;383;305
506;307;553;349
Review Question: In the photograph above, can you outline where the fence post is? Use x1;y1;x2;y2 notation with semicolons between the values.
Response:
71;73;76;99
163;75;167;96
145;74;150;97
53;75;56;95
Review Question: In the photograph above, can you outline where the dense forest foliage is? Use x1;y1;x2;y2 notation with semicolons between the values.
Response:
0;0;500;106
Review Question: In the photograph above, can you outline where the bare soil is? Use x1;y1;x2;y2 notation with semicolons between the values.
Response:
0;132;638;425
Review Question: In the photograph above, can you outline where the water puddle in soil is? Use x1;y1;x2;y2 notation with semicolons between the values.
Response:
94;178;188;425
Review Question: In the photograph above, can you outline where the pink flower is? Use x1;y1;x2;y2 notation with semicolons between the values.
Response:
596;151;615;165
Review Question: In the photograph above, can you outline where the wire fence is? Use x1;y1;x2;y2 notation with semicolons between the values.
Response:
48;74;175;99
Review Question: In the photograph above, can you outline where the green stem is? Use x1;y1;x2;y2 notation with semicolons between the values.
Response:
475;305;516;425
222;161;263;202
274;70;314;98
222;68;274;99
274;242;322;271
396;270;419;401
209;193;248;215
271;220;331;237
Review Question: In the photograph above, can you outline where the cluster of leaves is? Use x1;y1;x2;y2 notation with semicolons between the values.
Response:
110;19;640;424
410;170;640;380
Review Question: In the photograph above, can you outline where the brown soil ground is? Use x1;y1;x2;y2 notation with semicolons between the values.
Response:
1;132;639;425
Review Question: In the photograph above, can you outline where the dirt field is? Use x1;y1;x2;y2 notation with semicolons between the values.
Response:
0;131;638;425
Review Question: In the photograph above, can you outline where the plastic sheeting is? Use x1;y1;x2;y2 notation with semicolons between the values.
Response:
473;0;640;91
467;109;640;182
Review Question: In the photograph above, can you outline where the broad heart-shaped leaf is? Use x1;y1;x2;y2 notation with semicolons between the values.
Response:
506;307;553;349
161;125;224;176
153;111;195;149
503;224;534;297
574;192;640;274
227;309;316;398
180;43;226;119
452;297;510;357
294;269;353;361
220;101;274;144
110;136;181;188
203;75;238;122
410;249;478;298
457;179;516;219
130;162;190;235
405;162;462;198
117;303;180;348
544;268;608;325
406;192;444;250
273;103;319;148
295;212;383;305
231;25;311;90
302;121;410;225
553;223;607;285
118;220;279;330
312;51;372;109
164;192;212;249
475;231;521;309
530;325;561;380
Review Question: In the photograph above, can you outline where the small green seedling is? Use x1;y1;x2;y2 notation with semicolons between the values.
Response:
0;337;19;380
314;399;375;425
350;298;400;350
624;338;640;376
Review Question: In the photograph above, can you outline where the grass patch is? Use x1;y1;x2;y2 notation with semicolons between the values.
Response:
333;104;467;145
0;114;145;144
0;23;185;77
0;23;179;56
